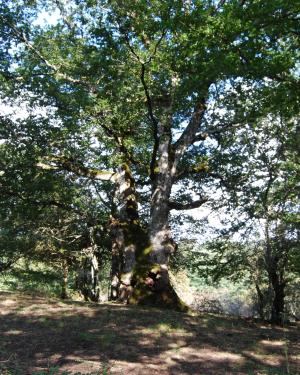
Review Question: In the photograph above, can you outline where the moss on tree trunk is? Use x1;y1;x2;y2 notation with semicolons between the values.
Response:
110;164;187;311
124;224;188;311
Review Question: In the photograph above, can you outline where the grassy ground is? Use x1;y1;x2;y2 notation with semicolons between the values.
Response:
0;291;299;375
0;267;64;298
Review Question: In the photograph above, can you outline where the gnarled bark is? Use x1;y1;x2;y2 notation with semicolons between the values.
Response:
110;163;187;311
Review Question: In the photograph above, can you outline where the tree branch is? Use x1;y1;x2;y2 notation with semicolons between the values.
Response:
210;0;227;15
53;0;76;32
37;157;117;182
169;197;208;210
2;16;92;87
118;24;166;180
0;186;77;212
99;122;141;166
145;30;166;64
173;99;207;165
174;165;232;190
120;26;165;180
140;63;159;180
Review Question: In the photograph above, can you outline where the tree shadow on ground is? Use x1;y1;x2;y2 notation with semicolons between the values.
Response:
0;292;299;374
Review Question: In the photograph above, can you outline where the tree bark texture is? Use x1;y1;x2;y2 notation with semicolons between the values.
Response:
110;163;187;311
109;164;140;302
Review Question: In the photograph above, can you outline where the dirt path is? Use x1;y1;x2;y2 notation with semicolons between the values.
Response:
0;291;299;374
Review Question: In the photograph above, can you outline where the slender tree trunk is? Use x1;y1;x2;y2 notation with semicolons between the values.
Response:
109;217;123;300
270;274;285;325
60;260;69;300
264;219;285;324
255;283;265;320
265;245;285;324
76;251;100;302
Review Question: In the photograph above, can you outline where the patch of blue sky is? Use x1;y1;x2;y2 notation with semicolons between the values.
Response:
32;8;60;27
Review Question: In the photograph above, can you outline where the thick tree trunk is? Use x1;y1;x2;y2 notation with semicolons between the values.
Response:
138;174;183;309
110;164;187;311
130;99;207;310
129;125;187;311
109;164;140;302
107;97;207;311
109;216;138;302
265;252;285;324
128;222;186;311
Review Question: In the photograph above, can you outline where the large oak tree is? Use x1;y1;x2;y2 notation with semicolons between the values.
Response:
0;0;298;308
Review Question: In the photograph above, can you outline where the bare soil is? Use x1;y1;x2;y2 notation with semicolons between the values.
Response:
0;291;299;375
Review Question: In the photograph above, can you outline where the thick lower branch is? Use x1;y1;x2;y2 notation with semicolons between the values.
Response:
37;156;116;181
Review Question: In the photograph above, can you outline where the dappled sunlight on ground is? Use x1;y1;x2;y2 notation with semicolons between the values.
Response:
0;291;299;374
260;340;286;347
242;351;282;367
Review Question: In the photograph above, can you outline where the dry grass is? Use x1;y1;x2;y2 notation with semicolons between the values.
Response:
0;291;299;375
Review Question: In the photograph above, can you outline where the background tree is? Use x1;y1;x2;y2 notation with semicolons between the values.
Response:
190;112;299;323
0;113;112;299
